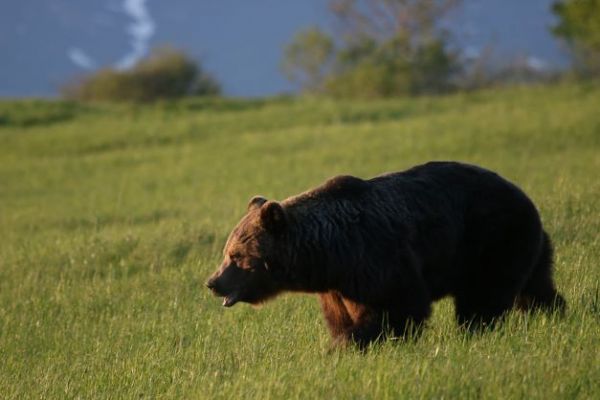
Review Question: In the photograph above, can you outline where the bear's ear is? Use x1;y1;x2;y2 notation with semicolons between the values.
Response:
248;195;268;212
260;201;287;233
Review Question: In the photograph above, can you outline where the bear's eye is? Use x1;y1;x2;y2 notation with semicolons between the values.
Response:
230;252;243;262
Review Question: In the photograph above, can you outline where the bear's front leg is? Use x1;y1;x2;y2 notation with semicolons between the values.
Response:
319;291;354;341
342;300;430;348
341;298;397;348
320;293;384;348
340;264;432;347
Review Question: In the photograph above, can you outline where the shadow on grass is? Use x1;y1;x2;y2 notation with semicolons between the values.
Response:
0;100;86;128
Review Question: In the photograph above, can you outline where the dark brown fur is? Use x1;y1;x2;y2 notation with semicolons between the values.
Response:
207;162;565;348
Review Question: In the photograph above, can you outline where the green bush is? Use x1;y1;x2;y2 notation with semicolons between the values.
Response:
552;0;600;76
62;48;221;102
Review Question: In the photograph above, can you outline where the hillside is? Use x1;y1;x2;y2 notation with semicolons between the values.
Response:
0;83;599;398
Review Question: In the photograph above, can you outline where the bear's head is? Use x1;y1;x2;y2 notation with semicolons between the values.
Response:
206;196;288;307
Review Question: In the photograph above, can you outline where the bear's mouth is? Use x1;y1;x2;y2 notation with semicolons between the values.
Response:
222;292;241;307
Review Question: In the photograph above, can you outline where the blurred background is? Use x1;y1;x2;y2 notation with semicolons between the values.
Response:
2;0;593;99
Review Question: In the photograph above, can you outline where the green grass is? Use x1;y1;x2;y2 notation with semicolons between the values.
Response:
1;83;599;399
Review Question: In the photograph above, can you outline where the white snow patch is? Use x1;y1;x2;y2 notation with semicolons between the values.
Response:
114;0;155;70
68;47;96;69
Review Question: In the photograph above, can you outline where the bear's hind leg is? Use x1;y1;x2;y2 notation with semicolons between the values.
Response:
455;215;543;331
516;231;566;314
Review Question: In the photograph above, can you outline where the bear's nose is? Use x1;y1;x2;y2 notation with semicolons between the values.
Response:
206;279;217;290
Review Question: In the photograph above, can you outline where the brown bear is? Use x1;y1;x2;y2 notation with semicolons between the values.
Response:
206;161;565;347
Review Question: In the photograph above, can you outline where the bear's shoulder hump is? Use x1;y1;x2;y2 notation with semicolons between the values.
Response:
322;175;368;197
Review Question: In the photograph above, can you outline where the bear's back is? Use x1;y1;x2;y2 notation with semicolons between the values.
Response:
285;161;534;225
369;161;528;207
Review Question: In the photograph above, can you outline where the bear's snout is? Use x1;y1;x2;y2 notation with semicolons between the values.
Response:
206;272;244;307
206;274;228;297
205;277;218;291
206;264;247;305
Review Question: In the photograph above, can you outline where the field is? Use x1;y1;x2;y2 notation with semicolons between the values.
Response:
1;83;599;399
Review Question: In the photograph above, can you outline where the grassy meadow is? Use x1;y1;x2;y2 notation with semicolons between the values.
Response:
0;83;599;399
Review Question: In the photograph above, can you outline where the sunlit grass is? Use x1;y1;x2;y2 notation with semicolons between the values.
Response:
1;82;599;398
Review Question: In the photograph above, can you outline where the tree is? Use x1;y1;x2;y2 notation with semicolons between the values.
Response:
552;0;600;75
329;0;459;45
281;0;460;97
331;0;460;96
281;27;335;93
324;35;412;97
